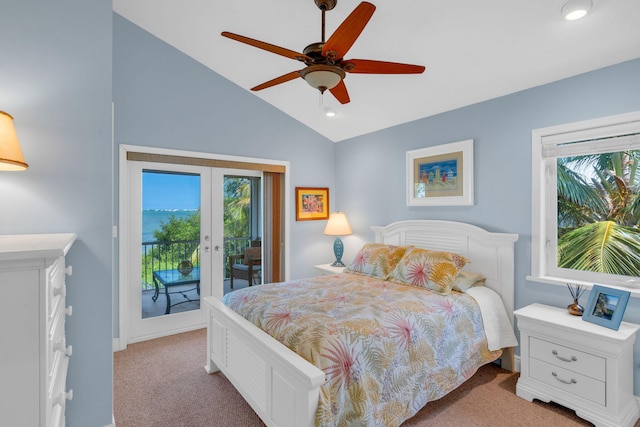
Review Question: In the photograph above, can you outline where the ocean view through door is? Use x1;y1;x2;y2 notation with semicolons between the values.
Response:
142;171;202;318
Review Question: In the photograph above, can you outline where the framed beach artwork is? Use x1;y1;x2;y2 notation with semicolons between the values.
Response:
406;139;474;206
295;187;329;221
582;285;630;330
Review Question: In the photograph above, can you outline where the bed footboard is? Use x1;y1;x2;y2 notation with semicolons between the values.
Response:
204;296;325;427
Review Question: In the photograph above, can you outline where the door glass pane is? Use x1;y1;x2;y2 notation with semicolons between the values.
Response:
224;176;262;294
141;171;201;318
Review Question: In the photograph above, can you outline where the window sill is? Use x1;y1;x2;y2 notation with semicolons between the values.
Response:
526;275;640;298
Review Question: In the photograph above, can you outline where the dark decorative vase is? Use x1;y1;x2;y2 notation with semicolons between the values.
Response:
567;299;584;316
177;260;194;276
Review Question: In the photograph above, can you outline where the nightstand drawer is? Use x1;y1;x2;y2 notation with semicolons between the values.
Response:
530;357;605;405
530;336;605;381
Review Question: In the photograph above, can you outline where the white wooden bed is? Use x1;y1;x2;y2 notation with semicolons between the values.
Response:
204;220;518;427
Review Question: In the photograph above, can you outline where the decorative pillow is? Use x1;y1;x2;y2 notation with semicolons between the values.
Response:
388;247;468;295
452;271;486;292
345;243;409;278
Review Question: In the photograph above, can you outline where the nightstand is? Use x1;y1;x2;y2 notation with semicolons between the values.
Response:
313;263;346;276
515;303;640;427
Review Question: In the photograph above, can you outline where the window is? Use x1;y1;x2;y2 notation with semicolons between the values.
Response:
531;111;640;289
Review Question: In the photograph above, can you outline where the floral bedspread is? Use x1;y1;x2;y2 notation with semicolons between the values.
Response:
222;273;502;427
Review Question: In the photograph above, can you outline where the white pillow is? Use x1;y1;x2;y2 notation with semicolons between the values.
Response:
452;271;486;292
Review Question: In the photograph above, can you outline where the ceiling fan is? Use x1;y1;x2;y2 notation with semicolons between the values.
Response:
221;0;425;104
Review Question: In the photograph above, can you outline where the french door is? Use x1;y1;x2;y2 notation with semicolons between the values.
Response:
126;161;267;342
119;146;288;347
127;161;215;342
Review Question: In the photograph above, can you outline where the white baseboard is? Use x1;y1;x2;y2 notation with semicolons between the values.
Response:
113;337;122;352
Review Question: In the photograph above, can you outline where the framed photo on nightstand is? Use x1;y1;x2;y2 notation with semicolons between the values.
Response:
582;285;630;330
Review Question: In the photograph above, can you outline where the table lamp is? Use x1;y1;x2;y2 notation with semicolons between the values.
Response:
323;211;352;267
0;111;28;171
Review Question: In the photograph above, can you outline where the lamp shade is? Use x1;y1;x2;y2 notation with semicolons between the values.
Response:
0;111;28;171
323;212;353;236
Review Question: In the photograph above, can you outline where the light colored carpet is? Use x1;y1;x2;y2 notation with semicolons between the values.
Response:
113;328;635;427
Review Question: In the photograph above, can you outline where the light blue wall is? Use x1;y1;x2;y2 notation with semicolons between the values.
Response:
335;58;640;391
0;1;114;426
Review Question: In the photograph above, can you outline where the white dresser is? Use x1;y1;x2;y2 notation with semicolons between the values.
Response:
0;233;76;427
515;303;640;427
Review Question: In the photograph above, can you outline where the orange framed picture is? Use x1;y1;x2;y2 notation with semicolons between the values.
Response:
295;187;329;221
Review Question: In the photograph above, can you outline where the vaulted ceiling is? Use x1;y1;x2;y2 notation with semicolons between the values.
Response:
113;0;640;142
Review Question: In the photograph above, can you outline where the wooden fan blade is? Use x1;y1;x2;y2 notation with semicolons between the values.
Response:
222;32;311;62
329;80;350;104
322;2;375;60
344;59;425;74
250;70;302;91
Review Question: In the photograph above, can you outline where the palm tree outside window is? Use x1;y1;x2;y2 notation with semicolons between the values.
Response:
557;150;640;276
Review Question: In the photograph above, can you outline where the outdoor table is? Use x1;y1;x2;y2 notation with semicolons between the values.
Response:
152;267;200;314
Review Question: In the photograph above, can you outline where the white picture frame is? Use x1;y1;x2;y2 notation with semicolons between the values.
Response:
406;139;474;206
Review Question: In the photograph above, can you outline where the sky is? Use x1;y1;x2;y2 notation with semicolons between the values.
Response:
142;171;200;210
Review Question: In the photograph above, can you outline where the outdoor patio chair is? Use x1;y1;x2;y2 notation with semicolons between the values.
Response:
229;241;262;289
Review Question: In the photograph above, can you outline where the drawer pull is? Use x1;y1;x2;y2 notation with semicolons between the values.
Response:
552;349;577;362
53;284;66;298
552;371;577;385
55;341;73;357
65;265;73;276
54;389;73;406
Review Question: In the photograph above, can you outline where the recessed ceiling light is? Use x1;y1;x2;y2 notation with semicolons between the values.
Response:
561;0;593;20
323;106;336;117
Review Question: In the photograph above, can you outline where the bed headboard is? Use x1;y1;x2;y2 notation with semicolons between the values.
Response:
372;220;519;324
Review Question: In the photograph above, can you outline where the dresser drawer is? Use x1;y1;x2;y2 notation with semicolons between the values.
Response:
49;349;70;401
530;357;606;405
49;301;66;351
529;336;605;381
48;257;65;287
50;403;63;427
49;282;66;318
49;292;63;327
48;257;66;314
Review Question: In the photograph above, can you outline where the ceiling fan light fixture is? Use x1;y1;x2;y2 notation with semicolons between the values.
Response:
300;65;345;92
561;0;593;20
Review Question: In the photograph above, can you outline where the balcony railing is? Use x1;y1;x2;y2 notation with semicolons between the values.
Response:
140;237;254;290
